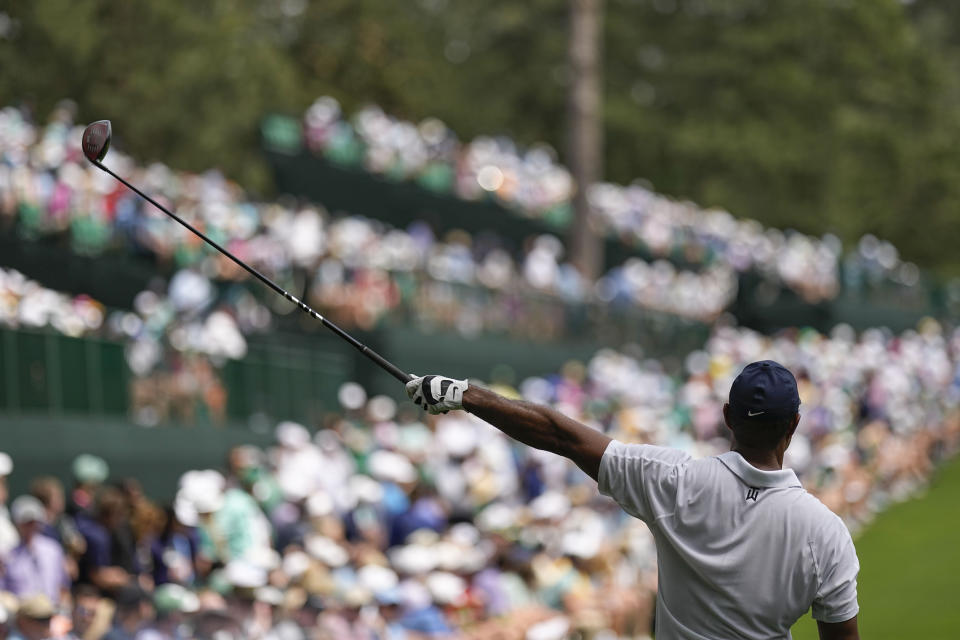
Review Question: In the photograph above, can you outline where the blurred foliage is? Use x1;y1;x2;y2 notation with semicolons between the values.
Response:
0;0;301;191
4;0;960;269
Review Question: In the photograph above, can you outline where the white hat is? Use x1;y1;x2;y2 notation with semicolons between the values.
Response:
342;585;373;608
199;469;226;491
173;492;198;527
389;544;438;576
246;547;281;571
224;561;267;589
337;382;367;411
398;580;432;610
433;541;462;572
357;564;399;595
448;522;480;546
367;395;397;422
277;468;314;502
254;586;284;606
425;571;466;605
458;547;489;574
476;503;518;532
314;430;344;453
168;269;214;312
529;491;571;521
406;528;440;546
275;421;311;449
368;450;417;484
525;617;571;640
281;551;311;578
11;495;46;525
190;484;224;515
561;530;602;559
178;469;224;493
178;470;201;489
0;452;12;477
179;470;225;514
437;416;478;458
304;535;349;568
349;475;384;505
305;491;334;518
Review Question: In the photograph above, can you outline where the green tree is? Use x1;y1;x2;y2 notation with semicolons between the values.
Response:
604;0;945;239
6;0;960;271
285;0;568;144
0;0;300;191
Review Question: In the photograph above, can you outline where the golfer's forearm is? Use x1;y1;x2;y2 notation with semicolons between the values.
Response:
817;617;860;640
463;386;566;451
462;386;610;479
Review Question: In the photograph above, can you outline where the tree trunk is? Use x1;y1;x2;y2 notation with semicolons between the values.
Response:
566;0;604;281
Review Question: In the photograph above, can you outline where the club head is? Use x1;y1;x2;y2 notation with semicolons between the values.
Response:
81;120;112;163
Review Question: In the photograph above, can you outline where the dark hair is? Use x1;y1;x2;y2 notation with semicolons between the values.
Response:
72;583;100;601
96;486;128;522
729;413;798;450
30;476;63;507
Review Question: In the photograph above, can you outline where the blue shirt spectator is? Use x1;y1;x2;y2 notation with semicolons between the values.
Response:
1;496;68;605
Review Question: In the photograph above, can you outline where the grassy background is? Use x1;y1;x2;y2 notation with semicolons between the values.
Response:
790;456;960;638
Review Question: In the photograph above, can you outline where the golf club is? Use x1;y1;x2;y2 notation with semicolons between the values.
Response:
81;120;412;384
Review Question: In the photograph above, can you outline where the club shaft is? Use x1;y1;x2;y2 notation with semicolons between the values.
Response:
94;161;412;383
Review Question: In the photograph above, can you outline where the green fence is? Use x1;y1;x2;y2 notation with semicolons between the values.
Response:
0;327;357;427
222;336;354;426
0;328;129;416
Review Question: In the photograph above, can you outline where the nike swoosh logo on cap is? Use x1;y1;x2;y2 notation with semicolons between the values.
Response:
747;410;765;417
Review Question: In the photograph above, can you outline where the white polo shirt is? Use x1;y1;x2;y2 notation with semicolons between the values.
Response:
599;441;859;639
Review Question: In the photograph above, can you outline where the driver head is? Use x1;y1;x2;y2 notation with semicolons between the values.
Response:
81;120;112;163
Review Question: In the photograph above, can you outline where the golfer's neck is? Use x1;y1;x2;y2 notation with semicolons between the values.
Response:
731;444;783;471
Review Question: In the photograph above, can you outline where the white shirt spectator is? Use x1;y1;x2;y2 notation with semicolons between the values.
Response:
0;507;18;555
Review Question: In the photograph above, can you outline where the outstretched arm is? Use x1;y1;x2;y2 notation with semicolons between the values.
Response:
407;375;611;481
463;386;611;480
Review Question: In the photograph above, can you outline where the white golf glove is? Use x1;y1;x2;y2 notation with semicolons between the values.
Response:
406;375;468;414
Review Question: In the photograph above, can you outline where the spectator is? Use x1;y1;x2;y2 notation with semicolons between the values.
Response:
69;584;104;640
0;290;957;639
31;476;85;582
69;456;109;520
0;496;68;605
8;594;53;640
77;488;140;592
194;480;271;568
0;454;18;555
149;508;199;588
102;586;152;640
137;583;197;640
31;477;83;551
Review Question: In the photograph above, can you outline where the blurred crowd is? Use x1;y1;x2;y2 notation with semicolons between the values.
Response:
0;320;958;639
298;97;923;302
0;104;736;325
0;266;249;427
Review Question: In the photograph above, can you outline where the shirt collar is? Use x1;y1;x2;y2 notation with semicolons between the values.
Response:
716;451;802;489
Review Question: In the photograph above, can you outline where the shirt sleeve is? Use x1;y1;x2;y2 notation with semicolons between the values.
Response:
811;516;860;623
597;440;693;523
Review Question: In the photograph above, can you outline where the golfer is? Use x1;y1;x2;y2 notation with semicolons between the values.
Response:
407;360;860;640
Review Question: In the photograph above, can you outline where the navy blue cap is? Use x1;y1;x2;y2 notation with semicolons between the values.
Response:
728;360;800;420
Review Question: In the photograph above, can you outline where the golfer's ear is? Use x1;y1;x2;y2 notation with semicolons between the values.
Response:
722;403;733;432
788;413;801;436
